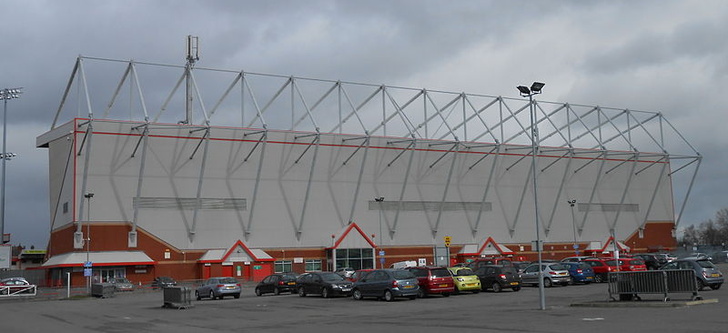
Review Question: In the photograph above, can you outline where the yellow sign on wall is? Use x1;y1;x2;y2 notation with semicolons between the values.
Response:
444;236;451;247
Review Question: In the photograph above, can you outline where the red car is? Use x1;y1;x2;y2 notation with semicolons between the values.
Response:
348;269;375;282
583;258;619;283
404;266;455;298
617;258;648;272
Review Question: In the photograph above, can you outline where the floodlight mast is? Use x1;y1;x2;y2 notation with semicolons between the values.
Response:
0;87;22;245
185;35;200;125
517;82;546;310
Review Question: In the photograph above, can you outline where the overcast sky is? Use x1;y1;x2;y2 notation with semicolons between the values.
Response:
1;0;726;248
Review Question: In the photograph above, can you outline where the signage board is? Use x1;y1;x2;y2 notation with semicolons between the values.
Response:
0;245;10;269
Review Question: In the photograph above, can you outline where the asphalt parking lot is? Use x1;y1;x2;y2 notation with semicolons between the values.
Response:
1;265;726;333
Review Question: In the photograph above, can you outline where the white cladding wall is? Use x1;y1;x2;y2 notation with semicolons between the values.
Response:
45;119;674;250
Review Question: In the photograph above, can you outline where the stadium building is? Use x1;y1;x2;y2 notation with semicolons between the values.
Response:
37;53;700;286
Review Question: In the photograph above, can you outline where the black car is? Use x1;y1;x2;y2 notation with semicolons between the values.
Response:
632;253;666;270
151;276;178;289
255;273;298;296
296;272;353;298
474;265;522;292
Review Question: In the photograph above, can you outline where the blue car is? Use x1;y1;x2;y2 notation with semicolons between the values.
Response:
560;262;595;284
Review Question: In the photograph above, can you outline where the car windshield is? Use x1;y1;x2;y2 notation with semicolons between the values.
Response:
605;260;618;266
456;268;475;276
218;277;238;284
158;277;173;282
696;260;716;268
321;272;345;281
431;268;450;278
392;270;415;279
115;278;130;283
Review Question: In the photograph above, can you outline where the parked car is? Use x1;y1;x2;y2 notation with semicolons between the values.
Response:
108;277;134;291
660;258;723;290
296;272;353;298
389;260;417;269
467;257;514;270
683;252;712;261
583;258;619;283
473;265;522;292
349;269;375;282
560;256;593;263
195;277;241;300
447;267;481;293
255;273;298;296
335;267;355;278
352;269;419;301
559;262;595;284
520;263;570;287
617;258;648;272
0;277;33;295
511;261;531;274
404;266;455;298
151;276;177;289
631;253;667;270
710;251;728;263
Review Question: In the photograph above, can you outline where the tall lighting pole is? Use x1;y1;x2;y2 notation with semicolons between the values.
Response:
84;192;94;294
374;196;384;268
568;199;578;255
0;87;22;244
517;82;545;310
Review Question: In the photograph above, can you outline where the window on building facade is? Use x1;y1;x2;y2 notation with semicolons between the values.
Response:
275;260;292;273
305;259;322;272
335;248;374;270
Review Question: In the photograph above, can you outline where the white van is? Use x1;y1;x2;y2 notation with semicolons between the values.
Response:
389;260;417;269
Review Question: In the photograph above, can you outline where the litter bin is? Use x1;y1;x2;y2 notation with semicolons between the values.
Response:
91;283;115;298
163;286;194;309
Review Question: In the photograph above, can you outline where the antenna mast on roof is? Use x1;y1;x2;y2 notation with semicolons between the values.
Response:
184;35;199;125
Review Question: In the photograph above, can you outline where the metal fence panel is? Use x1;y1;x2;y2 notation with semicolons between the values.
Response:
608;270;700;302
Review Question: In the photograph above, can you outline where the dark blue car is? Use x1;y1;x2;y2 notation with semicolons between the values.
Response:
560;262;595;284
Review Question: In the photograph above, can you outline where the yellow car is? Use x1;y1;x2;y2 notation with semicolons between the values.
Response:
447;267;481;293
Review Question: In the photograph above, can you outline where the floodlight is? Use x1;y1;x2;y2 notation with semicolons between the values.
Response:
530;82;545;93
517;86;531;95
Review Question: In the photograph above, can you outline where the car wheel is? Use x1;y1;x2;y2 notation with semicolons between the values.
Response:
710;284;721;290
513;286;521;292
696;278;704;291
408;295;417;300
569;277;575;285
195;291;201;301
594;274;603;283
491;282;502;293
209;290;215;300
417;288;426;298
273;287;280;295
255;287;262;296
472;289;480;294
353;289;363;300
442;292;450;297
543;278;553;288
298;287;306;297
233;294;240;299
321;287;330;298
384;290;394;302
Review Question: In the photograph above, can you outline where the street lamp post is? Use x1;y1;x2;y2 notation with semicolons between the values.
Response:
84;192;94;294
568;199;578;255
374;196;384;268
517;82;545;310
0;87;22;244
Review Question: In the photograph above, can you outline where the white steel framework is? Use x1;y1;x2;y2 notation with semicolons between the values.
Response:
40;56;700;250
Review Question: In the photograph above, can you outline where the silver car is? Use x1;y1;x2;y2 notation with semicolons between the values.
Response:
196;277;241;300
520;263;571;287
